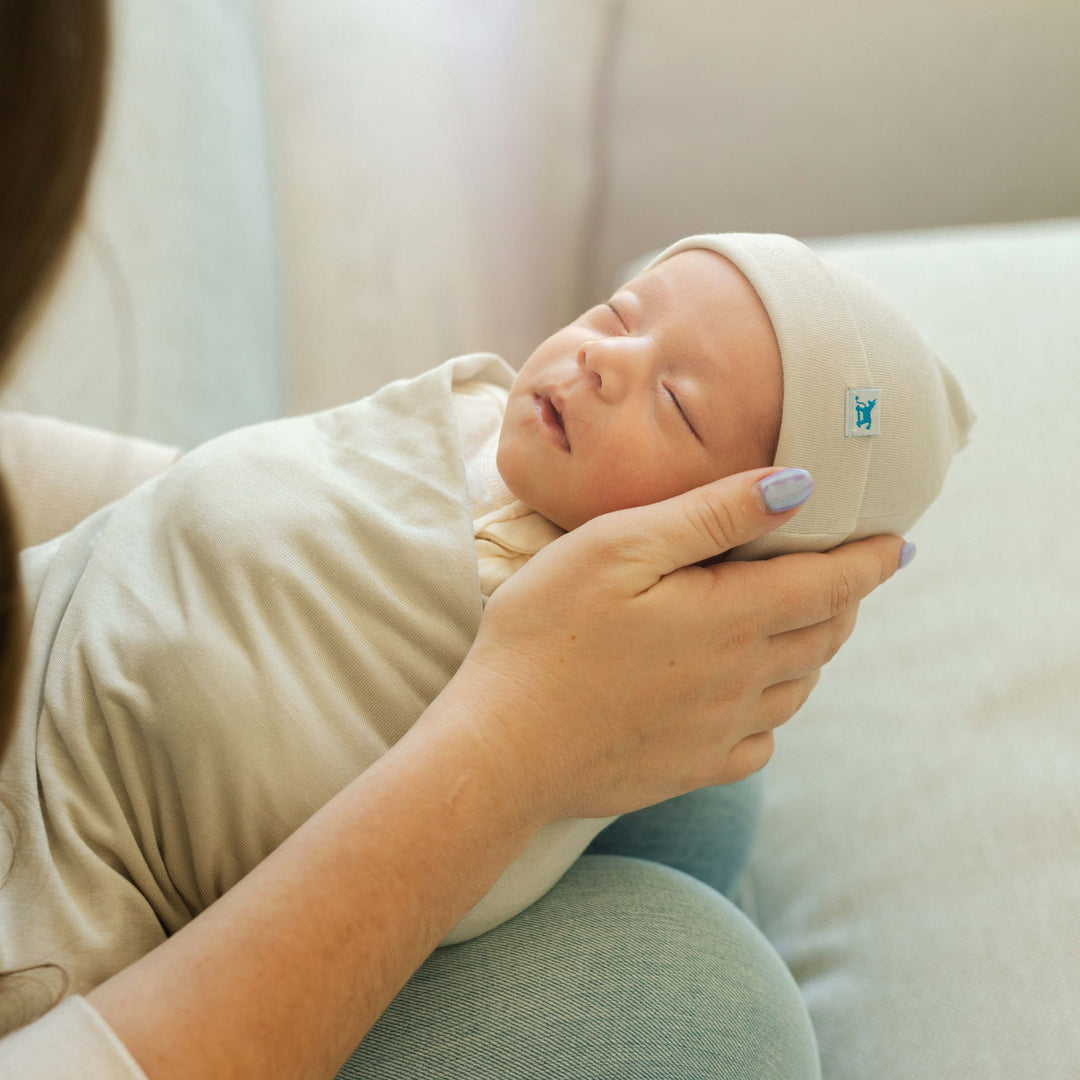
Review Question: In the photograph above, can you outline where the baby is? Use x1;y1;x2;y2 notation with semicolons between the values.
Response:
466;232;974;601
1;233;975;1030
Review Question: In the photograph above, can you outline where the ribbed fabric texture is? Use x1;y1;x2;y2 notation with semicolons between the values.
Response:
341;855;820;1079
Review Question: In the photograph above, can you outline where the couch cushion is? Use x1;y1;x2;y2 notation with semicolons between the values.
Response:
1;0;281;449
739;219;1080;1079
255;0;607;412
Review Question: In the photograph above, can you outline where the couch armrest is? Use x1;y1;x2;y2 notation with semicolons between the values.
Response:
0;412;181;549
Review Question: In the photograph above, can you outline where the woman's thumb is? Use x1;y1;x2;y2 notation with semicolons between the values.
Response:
592;467;814;593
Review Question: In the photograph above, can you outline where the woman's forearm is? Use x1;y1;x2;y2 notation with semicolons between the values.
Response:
87;675;545;1080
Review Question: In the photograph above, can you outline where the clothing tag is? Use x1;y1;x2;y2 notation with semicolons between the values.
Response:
846;388;881;437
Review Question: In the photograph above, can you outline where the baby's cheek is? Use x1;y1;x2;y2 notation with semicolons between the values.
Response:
578;452;685;518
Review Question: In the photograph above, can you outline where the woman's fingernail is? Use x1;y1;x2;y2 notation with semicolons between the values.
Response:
758;468;814;513
898;541;917;570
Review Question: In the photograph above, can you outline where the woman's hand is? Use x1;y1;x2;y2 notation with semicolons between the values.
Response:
447;465;907;824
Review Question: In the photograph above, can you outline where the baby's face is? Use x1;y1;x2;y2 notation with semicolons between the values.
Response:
496;249;784;531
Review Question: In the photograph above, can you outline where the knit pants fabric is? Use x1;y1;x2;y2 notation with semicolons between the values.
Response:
336;772;820;1079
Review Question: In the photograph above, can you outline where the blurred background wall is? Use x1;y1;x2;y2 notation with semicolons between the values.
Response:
591;0;1080;291
4;0;1078;442
258;0;1080;415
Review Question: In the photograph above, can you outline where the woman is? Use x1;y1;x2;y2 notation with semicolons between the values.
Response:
0;3;908;1077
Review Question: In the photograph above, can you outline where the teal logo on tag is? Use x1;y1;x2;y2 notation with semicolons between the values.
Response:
846;388;881;437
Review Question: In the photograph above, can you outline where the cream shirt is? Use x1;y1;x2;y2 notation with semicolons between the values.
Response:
0;355;610;1075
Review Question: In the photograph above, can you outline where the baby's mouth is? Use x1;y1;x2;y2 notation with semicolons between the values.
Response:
537;393;570;450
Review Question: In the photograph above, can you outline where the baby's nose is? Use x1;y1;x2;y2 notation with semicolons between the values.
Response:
580;336;647;399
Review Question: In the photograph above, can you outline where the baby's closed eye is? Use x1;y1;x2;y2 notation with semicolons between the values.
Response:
662;385;696;436
605;301;629;332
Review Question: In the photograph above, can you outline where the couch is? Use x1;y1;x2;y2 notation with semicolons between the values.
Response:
3;2;1079;1076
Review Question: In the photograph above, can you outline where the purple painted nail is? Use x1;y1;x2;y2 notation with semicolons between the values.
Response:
758;468;814;514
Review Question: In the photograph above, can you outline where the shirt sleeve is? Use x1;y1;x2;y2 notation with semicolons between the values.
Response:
0;996;149;1080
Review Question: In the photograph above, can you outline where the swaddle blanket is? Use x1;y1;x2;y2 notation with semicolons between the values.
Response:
0;353;615;1033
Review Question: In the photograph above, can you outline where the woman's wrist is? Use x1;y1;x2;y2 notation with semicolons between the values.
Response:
412;660;558;834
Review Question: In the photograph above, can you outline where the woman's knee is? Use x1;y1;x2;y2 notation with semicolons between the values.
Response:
340;854;819;1080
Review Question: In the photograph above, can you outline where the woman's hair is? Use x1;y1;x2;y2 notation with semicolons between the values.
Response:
0;0;110;1008
0;0;109;752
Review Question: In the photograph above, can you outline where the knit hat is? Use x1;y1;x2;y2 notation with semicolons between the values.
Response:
642;233;977;561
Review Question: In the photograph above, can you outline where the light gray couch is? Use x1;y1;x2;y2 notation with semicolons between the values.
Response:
3;2;1079;1077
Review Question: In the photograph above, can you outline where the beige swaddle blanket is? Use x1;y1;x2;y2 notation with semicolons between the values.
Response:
0;353;615;1035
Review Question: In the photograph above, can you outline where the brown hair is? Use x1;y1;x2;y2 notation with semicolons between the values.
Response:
0;0;110;1008
0;0;109;757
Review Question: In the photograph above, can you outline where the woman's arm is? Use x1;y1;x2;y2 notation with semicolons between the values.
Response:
89;680;546;1080
86;465;907;1080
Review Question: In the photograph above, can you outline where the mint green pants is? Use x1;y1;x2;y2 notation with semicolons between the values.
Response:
337;773;820;1079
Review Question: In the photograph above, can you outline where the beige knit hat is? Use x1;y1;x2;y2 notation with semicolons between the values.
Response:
642;233;977;561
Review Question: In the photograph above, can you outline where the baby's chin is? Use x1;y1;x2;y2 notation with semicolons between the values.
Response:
502;479;584;532
494;444;585;531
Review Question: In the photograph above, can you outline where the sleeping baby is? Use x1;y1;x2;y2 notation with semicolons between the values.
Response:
472;233;975;589
1;233;975;1029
